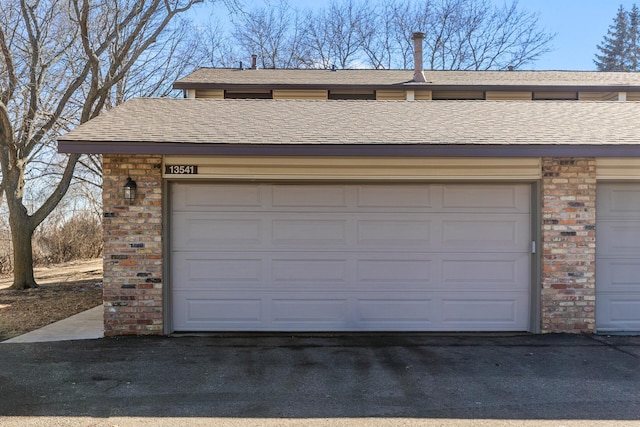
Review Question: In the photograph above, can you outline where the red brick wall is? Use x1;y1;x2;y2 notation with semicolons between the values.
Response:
541;158;596;333
102;155;163;336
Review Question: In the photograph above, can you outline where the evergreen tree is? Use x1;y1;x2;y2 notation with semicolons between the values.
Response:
595;4;640;71
628;4;640;70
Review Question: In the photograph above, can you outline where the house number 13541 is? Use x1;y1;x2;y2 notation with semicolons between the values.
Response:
165;165;198;175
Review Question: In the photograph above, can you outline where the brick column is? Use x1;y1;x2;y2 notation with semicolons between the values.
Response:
541;158;596;333
102;154;163;336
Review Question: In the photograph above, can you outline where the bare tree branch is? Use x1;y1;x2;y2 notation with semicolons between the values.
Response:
0;0;214;289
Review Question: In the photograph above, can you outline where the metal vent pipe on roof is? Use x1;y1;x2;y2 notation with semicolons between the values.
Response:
412;32;426;83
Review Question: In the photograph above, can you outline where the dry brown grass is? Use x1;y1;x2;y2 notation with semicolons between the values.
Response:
0;259;103;341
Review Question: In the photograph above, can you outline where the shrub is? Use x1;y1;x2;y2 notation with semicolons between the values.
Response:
36;214;102;265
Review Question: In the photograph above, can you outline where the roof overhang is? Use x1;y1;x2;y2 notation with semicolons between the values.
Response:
57;142;640;157
172;82;640;93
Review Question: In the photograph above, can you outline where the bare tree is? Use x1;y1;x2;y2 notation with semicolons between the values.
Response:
305;0;372;69
358;1;401;70
193;17;241;68
74;12;206;196
400;0;554;70
232;0;310;69
0;0;210;289
229;0;552;71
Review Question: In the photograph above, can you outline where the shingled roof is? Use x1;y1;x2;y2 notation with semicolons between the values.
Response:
173;68;640;91
58;98;640;157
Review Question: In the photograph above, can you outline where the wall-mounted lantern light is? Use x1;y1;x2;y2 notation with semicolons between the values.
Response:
123;177;137;202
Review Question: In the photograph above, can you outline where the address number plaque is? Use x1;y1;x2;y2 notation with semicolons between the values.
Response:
165;165;198;175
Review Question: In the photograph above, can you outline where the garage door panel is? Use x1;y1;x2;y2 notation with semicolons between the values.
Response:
598;185;640;216
272;259;349;283
441;216;528;251
443;299;514;322
171;183;531;332
357;220;432;247
173;257;263;285
273;219;348;245
356;185;432;208
357;259;432;284
606;299;640;321
442;296;527;330
597;222;640;255
441;254;529;290
271;185;348;207
178;297;263;323
597;297;640;331
172;183;263;210
356;299;433;323
597;259;640;289
441;184;530;212
172;214;263;248
271;299;348;323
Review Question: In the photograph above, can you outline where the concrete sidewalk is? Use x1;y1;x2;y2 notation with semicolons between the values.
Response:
0;333;639;426
2;305;103;343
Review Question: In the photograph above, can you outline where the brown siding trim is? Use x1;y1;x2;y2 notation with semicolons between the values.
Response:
533;91;578;100
58;142;640;157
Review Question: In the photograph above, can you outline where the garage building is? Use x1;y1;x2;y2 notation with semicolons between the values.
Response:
58;62;640;336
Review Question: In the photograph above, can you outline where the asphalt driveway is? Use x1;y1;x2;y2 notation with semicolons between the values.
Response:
0;334;639;426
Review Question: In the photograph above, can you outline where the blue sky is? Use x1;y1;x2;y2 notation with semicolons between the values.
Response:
525;0;637;70
211;0;639;70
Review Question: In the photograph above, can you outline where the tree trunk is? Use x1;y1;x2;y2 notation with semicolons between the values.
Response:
8;202;37;289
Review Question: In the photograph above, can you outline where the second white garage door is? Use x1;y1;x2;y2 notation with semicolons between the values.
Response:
596;182;640;333
171;183;531;332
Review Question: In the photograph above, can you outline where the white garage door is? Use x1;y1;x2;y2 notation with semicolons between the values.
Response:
597;183;640;333
170;183;531;332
